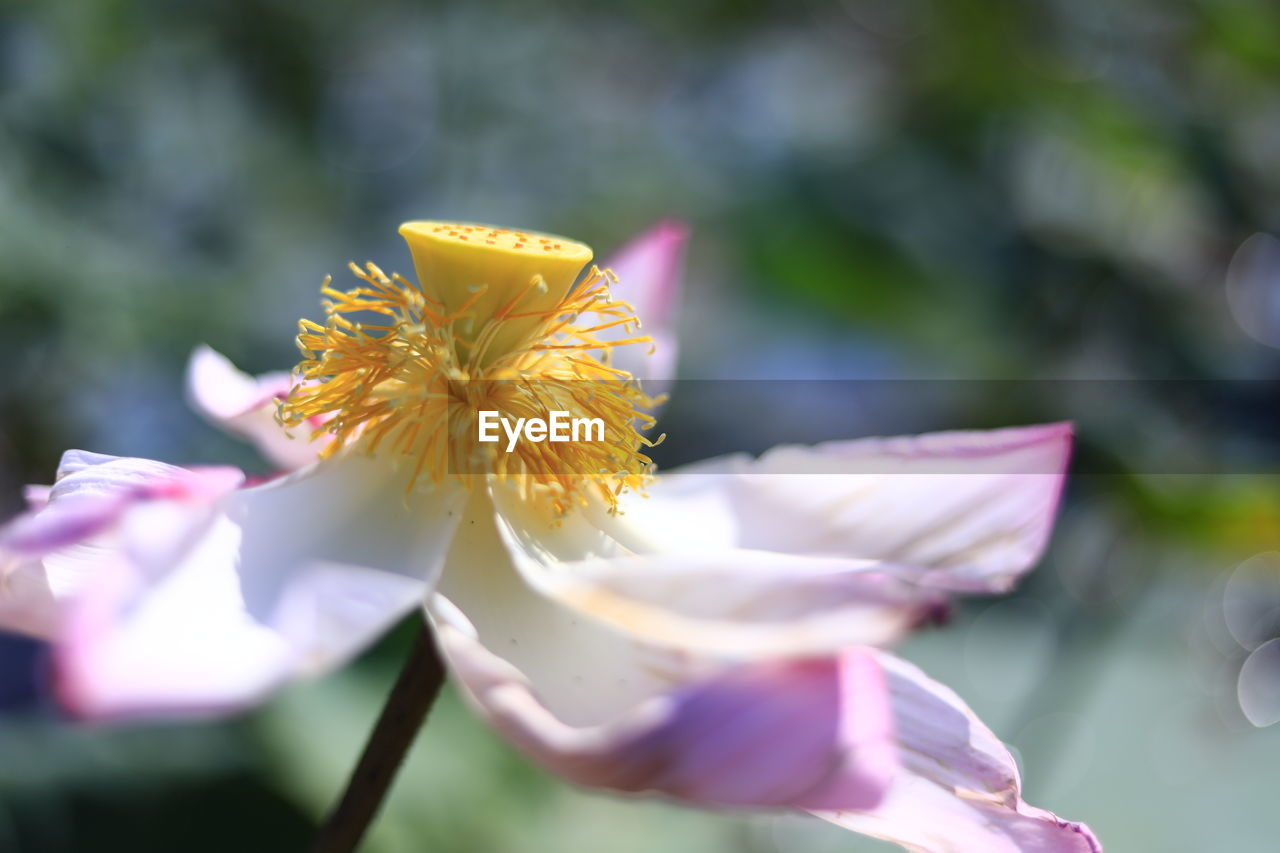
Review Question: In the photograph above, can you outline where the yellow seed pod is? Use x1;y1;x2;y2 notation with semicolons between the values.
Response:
399;221;593;366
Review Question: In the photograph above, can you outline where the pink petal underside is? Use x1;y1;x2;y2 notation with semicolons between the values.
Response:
433;597;897;809
598;221;689;389
739;423;1073;592
816;651;1102;853
430;489;897;810
186;345;322;471
52;453;464;719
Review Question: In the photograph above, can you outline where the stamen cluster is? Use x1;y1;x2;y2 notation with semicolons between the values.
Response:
280;261;664;514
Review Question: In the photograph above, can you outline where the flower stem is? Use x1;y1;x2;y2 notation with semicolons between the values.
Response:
311;614;446;853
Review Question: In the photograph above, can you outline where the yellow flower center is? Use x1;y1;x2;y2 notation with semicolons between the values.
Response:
279;221;664;515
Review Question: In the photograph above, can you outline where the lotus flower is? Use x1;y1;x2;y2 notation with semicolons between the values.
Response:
0;221;1100;852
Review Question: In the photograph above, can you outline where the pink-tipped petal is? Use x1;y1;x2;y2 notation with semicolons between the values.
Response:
186;345;320;471
1;453;243;639
600;221;689;388
817;652;1102;853
3;452;242;557
430;491;897;809
737;423;1073;592
53;454;464;719
627;423;1073;594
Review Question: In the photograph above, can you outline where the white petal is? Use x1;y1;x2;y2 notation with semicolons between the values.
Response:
435;489;673;726
430;489;897;809
55;454;464;718
186;345;320;471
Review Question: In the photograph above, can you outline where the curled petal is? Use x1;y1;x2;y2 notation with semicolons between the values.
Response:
186;345;320;471
489;426;1078;659
431;491;896;809
54;454;464;719
0;452;243;638
493;480;930;657
512;553;927;657
3;451;241;557
599;221;689;388
485;425;1069;662
817;652;1102;853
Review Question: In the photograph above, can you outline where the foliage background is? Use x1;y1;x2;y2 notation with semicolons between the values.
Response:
3;0;1280;850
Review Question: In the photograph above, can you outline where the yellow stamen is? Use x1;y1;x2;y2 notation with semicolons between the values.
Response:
280;222;662;516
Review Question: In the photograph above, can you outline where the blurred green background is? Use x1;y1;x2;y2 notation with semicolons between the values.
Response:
3;0;1280;850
